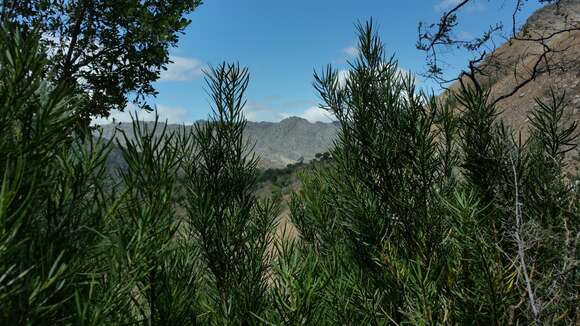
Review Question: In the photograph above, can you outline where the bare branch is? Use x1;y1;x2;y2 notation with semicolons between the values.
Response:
418;0;580;102
510;155;541;322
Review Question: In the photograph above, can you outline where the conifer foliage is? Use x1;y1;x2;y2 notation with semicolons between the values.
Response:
181;63;279;323
289;21;579;325
0;17;579;325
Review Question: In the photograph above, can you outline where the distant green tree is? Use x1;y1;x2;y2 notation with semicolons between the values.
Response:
0;0;202;121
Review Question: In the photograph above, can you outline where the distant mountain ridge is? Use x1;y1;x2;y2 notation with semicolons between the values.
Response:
97;116;339;169
98;1;580;170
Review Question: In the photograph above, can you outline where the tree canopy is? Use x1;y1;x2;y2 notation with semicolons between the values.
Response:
0;0;202;121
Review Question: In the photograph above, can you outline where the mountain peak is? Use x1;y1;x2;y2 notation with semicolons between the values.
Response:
280;116;310;124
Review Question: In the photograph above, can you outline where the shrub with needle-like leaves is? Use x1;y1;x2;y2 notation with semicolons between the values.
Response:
288;20;579;325
1;17;578;325
180;62;279;324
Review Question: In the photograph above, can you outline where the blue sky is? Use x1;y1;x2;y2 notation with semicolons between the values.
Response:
95;0;544;125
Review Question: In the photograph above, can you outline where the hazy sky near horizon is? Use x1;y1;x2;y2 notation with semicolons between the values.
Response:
93;0;543;125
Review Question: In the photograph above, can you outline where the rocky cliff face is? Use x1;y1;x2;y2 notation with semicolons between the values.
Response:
97;117;339;169
246;117;339;168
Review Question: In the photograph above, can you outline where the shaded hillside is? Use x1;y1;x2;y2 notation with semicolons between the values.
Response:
96;117;338;169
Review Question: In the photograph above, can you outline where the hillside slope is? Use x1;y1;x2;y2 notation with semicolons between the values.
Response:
452;0;580;152
97;117;338;169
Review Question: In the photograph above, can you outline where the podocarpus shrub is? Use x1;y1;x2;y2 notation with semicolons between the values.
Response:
0;25;202;325
0;24;277;325
180;62;280;324
1;18;578;325
288;21;579;324
0;26;115;324
106;116;202;325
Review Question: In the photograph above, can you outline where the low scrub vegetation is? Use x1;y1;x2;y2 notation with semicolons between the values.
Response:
1;20;578;325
